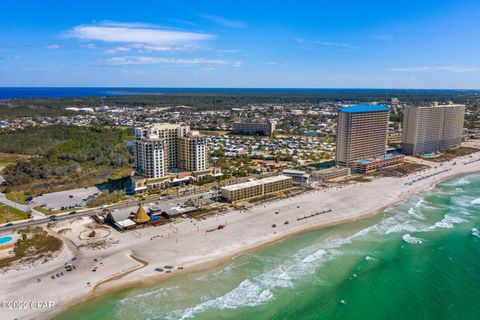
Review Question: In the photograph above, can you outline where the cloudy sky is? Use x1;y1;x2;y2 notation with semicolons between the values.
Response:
1;0;480;88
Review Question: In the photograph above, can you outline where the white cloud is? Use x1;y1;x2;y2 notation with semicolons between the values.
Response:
81;43;97;49
104;46;131;54
388;66;480;73
198;14;246;28
265;61;290;66
130;43;199;52
218;49;239;54
46;44;62;49
67;21;214;46
104;56;241;67
372;34;394;41
314;41;358;49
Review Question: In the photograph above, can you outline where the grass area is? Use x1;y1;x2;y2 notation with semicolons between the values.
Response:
0;227;63;270
426;147;479;162
109;167;132;180
0;152;30;169
374;162;430;177
3;166;131;197
197;130;230;136
5;191;31;204
0;204;28;223
33;206;70;216
86;190;127;208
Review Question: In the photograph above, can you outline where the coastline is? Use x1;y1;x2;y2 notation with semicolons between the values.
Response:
71;168;478;300
1;153;479;320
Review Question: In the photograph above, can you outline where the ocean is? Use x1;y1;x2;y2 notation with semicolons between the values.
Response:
0;87;477;99
55;173;480;320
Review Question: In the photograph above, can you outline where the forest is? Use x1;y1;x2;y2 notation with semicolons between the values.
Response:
0;125;132;192
2;88;479;112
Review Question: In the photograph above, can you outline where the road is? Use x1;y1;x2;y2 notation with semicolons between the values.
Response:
0;193;46;219
0;189;217;232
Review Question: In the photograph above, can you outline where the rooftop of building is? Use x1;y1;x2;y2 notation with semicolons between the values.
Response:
282;169;307;175
355;153;404;164
338;104;390;113
312;166;350;174
221;174;291;191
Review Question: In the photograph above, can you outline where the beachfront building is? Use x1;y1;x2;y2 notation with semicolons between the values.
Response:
310;167;351;182
401;102;465;155
335;105;390;168
133;123;210;192
220;175;293;202
352;154;405;174
282;169;310;185
178;131;208;172
232;120;277;137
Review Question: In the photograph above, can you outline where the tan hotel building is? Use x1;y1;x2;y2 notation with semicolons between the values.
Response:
221;175;292;202
335;105;390;167
401;102;465;155
134;123;208;180
232;120;277;137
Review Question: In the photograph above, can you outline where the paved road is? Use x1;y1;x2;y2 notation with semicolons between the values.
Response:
0;189;217;232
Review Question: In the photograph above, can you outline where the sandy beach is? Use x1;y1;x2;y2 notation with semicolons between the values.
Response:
1;151;479;320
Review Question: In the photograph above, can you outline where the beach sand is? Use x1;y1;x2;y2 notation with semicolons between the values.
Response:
1;152;479;320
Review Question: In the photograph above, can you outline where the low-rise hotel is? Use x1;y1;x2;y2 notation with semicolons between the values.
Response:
220;175;293;202
352;154;405;174
310;167;351;181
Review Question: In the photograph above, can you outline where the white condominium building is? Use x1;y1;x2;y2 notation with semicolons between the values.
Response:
401;102;465;155
134;123;208;178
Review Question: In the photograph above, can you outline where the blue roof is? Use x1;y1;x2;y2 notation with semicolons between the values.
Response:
338;104;390;113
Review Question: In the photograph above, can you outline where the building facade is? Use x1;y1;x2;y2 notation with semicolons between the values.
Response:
352;154;404;174
335;105;390;167
232;120;277;137
401;102;465;155
310;167;351;181
220;175;293;202
134;123;209;180
282;169;310;185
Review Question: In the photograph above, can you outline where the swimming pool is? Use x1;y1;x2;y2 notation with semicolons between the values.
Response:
0;236;13;245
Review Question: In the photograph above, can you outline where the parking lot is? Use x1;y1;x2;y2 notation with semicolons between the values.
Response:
33;187;100;210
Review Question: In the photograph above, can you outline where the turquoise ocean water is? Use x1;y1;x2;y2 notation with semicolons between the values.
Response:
55;173;480;320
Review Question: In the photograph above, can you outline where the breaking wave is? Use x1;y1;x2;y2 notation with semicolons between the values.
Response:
402;234;424;244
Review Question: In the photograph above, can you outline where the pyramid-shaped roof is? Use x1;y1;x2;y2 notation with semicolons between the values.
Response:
133;205;150;223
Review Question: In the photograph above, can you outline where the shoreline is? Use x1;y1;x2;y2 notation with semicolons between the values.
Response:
1;154;479;320
52;165;480;319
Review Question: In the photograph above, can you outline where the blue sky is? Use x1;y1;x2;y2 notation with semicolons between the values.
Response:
1;0;480;88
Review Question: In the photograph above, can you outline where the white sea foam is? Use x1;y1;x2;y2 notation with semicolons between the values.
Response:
432;215;466;229
119;286;179;304
433;221;453;229
174;279;274;320
169;198;468;319
444;177;470;187
385;222;426;234
402;234;424;244
471;228;480;238
471;198;480;205
171;228;368;319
